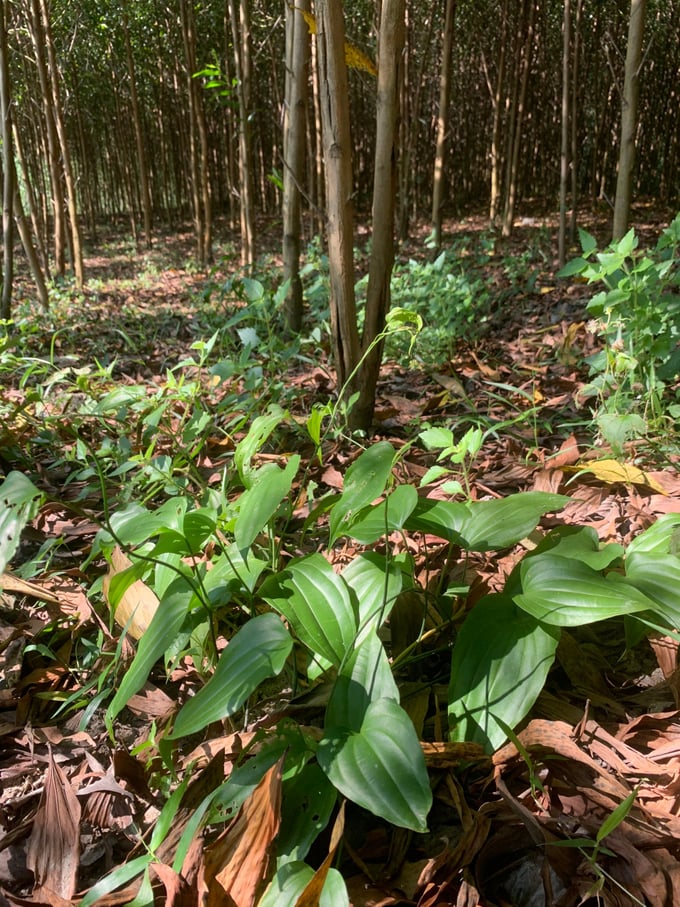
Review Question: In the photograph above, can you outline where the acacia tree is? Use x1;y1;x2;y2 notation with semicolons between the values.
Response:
282;0;310;333
613;0;647;240
228;0;256;267
314;0;404;432
0;0;13;318
431;0;457;249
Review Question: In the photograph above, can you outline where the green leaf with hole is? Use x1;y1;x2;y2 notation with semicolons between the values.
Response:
329;442;395;545
169;613;292;738
261;554;357;666
319;697;431;832
449;595;559;752
515;555;656;626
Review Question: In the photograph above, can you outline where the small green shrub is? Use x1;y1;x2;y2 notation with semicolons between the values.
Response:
559;214;680;449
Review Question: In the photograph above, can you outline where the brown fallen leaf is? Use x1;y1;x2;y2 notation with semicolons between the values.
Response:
567;458;667;494
294;801;345;906
26;749;81;900
102;546;160;640
203;754;284;907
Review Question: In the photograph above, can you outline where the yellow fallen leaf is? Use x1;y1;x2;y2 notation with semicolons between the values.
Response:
102;546;159;640
294;6;377;76
571;459;667;494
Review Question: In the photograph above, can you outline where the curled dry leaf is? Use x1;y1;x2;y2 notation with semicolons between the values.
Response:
203;754;284;907
102;546;159;640
26;750;81;900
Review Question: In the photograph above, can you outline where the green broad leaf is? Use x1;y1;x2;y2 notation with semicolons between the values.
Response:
419;425;454;451
106;575;193;728
170;613;292;738
0;471;43;574
449;595;560;753
233;455;299;554
460;493;569;551
326;631;399;731
234;405;288;486
614;227;638;258
623;554;680;628
538;526;624;570
406;492;568;551
579;228;598;257
515;555;656;626
342;552;403;639
626;514;680;558
404;497;470;542
557;256;589;278
318;697;431;832
94;498;189;552
277;764;337;861
259;862;348;907
261;554;357;666
343;484;418;545
385;307;423;333
329;442;395;545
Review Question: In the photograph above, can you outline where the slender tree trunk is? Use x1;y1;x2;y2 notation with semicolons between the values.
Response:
502;0;536;238
13;122;50;280
28;0;65;277
282;0;309;333
122;2;153;249
314;0;360;392
431;0;457;249
0;0;13;318
37;0;84;288
488;22;507;225
353;0;405;433
612;0;647;240
228;0;255;267
569;0;583;243
180;0;212;265
558;0;571;267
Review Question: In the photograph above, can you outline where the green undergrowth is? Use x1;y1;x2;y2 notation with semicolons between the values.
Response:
1;218;679;902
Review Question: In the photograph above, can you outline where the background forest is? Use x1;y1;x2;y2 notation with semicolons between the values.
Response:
2;1;680;906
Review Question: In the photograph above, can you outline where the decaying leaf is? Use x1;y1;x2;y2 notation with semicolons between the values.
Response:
102;546;159;640
203;754;284;907
26;749;81;900
294;5;377;76
293;801;345;906
571;459;667;494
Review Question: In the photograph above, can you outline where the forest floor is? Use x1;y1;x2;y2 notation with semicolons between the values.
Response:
1;207;680;907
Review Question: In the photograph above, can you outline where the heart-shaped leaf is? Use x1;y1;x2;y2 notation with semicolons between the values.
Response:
341;553;402;639
345;484;418;544
318;698;431;832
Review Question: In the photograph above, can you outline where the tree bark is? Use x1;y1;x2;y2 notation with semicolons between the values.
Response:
0;0;14;318
314;0;360;392
228;0;256;267
501;0;536;238
37;0;84;288
282;0;310;333
431;0;457;249
612;0;647;241
353;0;406;433
558;0;571;267
27;0;66;278
122;2;153;249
